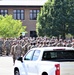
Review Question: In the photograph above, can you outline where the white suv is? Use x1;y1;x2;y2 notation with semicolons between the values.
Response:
14;47;74;75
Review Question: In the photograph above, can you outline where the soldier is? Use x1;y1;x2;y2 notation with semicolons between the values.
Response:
22;39;31;54
22;41;29;55
10;41;16;64
72;42;74;48
11;41;23;64
4;38;11;56
63;40;67;47
20;39;25;46
57;39;64;47
38;41;43;47
19;33;23;40
66;40;72;47
41;40;48;47
30;42;35;48
35;40;40;47
0;38;4;56
15;41;23;58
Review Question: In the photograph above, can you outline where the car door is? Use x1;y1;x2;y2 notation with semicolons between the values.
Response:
23;50;41;75
28;50;41;75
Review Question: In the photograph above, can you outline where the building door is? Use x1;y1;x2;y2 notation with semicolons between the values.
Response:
30;31;37;37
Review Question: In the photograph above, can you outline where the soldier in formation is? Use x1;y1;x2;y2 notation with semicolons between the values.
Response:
11;41;23;64
10;41;16;64
0;36;74;59
4;39;11;56
0;38;4;56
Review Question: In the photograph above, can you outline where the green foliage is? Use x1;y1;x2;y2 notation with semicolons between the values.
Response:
36;0;74;39
0;15;27;38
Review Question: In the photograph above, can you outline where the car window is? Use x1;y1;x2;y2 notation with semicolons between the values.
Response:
32;50;40;61
42;50;74;61
24;50;34;60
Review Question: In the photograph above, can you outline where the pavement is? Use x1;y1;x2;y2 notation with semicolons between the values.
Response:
0;56;14;75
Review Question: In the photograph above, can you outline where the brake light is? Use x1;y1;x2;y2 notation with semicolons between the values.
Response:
55;64;60;75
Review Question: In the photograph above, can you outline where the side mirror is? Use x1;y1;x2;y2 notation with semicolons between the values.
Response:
24;58;30;60
17;57;23;62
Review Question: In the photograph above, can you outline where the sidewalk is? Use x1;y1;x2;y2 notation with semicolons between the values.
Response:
0;56;14;75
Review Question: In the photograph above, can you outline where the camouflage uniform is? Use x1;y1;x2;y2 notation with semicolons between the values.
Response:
22;43;28;56
35;40;40;47
27;43;31;50
20;39;25;46
0;39;4;56
11;41;22;63
22;41;30;55
4;39;11;56
10;42;16;63
57;40;64;47
41;41;48;47
72;42;74;48
15;41;23;58
66;40;72;47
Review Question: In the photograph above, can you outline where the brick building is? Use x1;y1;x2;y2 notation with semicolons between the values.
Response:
0;0;47;37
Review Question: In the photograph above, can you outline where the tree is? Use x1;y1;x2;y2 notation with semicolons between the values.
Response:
0;15;27;38
36;0;74;39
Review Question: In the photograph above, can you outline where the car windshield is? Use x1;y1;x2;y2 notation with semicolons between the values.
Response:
42;50;74;61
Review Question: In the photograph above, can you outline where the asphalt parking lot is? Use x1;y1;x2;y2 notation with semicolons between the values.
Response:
0;56;14;75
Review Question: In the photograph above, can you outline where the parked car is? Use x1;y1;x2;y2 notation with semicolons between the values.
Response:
14;47;74;75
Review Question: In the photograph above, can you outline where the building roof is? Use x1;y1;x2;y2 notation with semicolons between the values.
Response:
0;0;47;6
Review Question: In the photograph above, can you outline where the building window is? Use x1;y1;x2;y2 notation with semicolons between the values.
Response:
30;9;40;20
0;9;8;16
13;9;24;20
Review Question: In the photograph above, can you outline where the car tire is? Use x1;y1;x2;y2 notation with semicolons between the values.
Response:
42;72;48;75
14;69;20;75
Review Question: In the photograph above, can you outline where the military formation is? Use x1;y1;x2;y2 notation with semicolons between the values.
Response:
0;36;74;63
